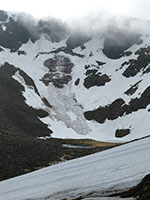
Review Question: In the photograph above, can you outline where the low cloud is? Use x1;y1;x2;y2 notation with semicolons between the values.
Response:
13;9;150;46
16;13;69;42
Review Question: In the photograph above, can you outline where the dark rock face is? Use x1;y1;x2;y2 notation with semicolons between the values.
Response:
123;46;150;77
85;65;91;69
17;50;26;55
122;51;132;57
50;46;85;58
84;74;111;89
124;80;142;96
84;99;125;123
34;109;49;118
0;10;8;22
96;61;106;66
42;97;52;108
102;28;142;59
66;32;91;49
84;86;150;123
84;63;111;89
0;11;69;50
42;55;74;88
75;78;80;86
86;69;98;76
0;17;31;51
36;46;84;59
115;129;130;138
0;62;52;137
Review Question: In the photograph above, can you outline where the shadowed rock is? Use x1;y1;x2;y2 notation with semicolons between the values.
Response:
123;46;150;77
0;62;52;137
103;27;142;59
84;74;111;89
0;10;8;22
42;55;74;88
84;86;150;123
115;129;130;138
66;32;91;49
0;16;31;51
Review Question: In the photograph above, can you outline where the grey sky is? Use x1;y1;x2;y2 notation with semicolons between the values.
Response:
0;0;150;21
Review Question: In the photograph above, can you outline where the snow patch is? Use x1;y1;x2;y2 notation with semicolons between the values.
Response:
0;137;149;200
1;25;6;31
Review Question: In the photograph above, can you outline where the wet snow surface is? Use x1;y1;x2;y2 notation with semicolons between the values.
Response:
0;137;149;200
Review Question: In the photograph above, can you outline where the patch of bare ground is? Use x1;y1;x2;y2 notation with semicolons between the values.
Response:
0;135;119;181
61;138;118;147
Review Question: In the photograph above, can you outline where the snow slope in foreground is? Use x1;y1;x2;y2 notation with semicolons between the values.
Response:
0;137;150;200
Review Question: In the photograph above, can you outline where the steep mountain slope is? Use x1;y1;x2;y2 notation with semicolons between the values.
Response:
0;11;150;142
0;136;149;200
1;10;150;181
